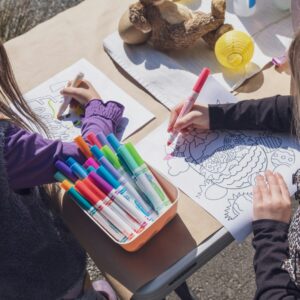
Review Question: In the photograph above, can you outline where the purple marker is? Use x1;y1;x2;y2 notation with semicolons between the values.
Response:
87;170;148;231
55;160;78;182
97;132;114;151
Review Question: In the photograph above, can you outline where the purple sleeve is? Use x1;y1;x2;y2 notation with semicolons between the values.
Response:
5;99;124;190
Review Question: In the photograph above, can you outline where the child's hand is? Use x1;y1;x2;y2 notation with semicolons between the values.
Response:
60;80;101;105
253;171;291;224
167;101;209;133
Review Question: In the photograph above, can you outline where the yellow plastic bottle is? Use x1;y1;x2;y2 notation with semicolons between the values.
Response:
215;30;254;70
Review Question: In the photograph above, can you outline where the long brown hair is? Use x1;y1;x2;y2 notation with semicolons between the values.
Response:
0;41;48;135
289;30;300;136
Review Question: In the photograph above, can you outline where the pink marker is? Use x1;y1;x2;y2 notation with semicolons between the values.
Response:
167;68;210;146
83;157;100;169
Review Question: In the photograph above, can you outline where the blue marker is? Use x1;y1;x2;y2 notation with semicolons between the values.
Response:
66;157;77;167
70;161;88;179
96;165;156;220
118;145;167;214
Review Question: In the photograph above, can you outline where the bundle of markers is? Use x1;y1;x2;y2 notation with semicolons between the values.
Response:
54;132;172;243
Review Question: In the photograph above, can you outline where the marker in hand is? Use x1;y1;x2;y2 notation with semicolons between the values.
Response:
57;72;84;120
167;68;210;146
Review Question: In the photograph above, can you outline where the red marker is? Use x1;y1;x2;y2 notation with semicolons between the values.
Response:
87;132;103;149
167;68;210;146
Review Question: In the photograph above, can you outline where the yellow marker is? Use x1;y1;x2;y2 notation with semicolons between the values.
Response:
215;31;254;70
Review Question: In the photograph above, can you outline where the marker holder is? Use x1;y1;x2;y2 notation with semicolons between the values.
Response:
65;164;178;252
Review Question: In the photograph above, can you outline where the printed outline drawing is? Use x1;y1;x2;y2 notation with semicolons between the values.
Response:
164;129;297;222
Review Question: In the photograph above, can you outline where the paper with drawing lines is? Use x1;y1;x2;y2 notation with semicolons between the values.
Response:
137;122;300;241
24;58;154;141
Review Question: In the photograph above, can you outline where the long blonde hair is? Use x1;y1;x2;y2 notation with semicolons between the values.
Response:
289;31;300;136
0;41;48;134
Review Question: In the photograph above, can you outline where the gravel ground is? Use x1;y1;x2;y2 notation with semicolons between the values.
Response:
0;1;258;299
0;0;83;41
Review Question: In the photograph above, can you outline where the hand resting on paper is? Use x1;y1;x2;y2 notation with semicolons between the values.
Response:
253;171;291;224
167;101;209;133
60;80;101;105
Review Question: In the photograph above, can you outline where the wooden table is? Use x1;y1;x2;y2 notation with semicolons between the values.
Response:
4;1;291;298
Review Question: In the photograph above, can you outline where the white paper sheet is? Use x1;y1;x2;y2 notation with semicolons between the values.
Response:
104;0;292;108
137;122;300;241
24;58;154;141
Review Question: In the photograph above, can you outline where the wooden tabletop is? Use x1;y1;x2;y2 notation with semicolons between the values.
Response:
4;0;291;298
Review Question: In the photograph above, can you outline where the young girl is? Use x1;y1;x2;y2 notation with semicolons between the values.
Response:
168;31;300;299
0;41;122;299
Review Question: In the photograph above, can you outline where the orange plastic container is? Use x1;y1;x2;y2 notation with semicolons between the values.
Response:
77;165;178;252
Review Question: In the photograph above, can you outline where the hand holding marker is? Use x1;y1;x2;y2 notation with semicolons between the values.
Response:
167;68;210;146
57;72;85;120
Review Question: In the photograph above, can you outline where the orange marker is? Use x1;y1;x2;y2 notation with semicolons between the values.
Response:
74;136;92;158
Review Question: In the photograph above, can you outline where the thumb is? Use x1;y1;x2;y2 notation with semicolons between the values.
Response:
60;87;87;105
173;111;199;132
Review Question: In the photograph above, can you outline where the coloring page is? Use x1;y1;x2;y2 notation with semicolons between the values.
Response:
137;122;300;241
24;58;154;141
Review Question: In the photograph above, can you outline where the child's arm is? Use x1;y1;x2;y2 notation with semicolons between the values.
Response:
168;95;292;134
5;82;124;190
252;172;300;299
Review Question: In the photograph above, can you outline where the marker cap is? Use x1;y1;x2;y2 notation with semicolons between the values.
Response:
87;132;103;149
84;157;100;169
88;171;112;195
61;180;73;191
66;157;77;167
96;165;120;189
67;187;93;211
97;132;113;150
71;163;88;179
101;145;121;169
54;171;70;183
118;146;138;173
75;181;99;206
90;145;104;161
74;136;92;158
87;166;96;173
125;143;144;167
82;177;106;200
55;160;78;182
193;68;210;93
107;133;121;152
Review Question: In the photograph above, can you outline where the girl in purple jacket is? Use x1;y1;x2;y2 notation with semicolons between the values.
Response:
0;41;120;299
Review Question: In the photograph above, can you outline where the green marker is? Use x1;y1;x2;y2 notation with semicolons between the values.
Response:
125;143;171;207
118;145;168;214
54;171;71;183
102;145;134;182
